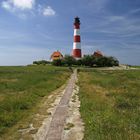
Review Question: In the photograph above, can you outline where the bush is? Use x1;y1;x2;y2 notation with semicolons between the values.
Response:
80;55;119;67
51;55;119;67
82;55;94;67
33;60;50;65
52;59;63;66
63;55;76;66
76;59;83;66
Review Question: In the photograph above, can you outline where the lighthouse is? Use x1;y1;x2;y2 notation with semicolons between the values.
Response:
72;17;82;59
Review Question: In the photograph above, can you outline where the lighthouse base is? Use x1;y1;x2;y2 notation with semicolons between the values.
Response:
73;49;82;59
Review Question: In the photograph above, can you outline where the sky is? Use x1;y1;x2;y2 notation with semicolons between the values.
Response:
0;0;140;66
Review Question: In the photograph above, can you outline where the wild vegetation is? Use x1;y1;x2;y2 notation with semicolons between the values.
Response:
78;69;140;140
0;66;71;137
33;60;51;65
52;55;119;67
130;65;140;68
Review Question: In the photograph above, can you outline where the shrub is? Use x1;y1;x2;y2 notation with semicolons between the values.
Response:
63;55;76;66
33;60;50;65
82;55;119;67
52;59;63;66
49;55;119;67
82;55;94;67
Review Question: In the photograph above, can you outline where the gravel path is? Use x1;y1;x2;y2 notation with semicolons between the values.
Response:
45;70;77;140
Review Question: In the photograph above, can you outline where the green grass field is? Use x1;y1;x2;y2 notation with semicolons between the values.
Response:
131;66;140;68
78;69;140;140
0;65;71;136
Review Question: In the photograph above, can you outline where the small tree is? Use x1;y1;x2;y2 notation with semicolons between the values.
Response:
63;55;76;66
110;57;119;66
95;56;119;67
76;59;83;66
52;59;62;66
33;61;38;65
82;55;94;67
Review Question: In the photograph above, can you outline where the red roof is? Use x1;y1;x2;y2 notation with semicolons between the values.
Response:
51;51;63;58
93;50;103;57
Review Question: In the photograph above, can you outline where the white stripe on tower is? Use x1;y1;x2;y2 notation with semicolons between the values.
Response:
72;17;82;59
74;29;80;36
73;42;81;49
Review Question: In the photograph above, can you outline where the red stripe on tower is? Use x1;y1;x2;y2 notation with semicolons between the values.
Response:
72;17;82;59
74;23;80;29
74;36;81;42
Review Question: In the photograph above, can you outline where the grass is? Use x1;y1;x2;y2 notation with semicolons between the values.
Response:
0;65;71;137
78;69;140;140
64;123;75;130
130;66;140;68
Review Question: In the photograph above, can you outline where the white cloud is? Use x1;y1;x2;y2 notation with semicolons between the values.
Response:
1;1;56;18
43;6;55;16
1;1;13;11
1;0;35;11
12;0;34;10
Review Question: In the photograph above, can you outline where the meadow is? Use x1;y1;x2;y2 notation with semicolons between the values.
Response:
0;65;71;137
78;69;140;140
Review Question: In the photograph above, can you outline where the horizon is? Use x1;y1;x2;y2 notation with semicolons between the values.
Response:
0;0;140;66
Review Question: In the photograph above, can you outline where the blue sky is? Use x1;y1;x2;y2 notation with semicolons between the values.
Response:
0;0;140;65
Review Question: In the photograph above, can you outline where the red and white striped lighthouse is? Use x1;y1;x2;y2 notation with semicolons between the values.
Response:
72;17;82;59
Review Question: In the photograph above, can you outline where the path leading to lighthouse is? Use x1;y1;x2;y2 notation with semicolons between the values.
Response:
44;70;76;140
32;69;84;140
